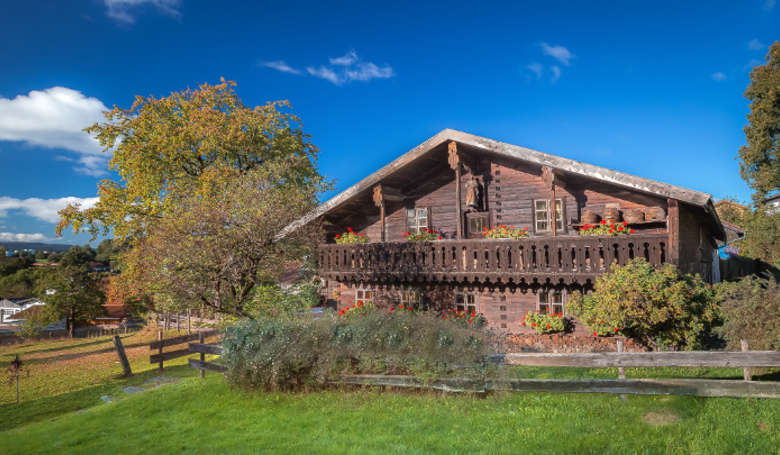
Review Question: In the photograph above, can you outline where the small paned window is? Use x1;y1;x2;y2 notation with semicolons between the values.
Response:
407;208;429;233
355;286;374;305
537;289;565;315
534;199;564;232
455;291;478;315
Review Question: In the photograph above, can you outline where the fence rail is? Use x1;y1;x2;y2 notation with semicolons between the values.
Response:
149;329;220;371
491;350;780;368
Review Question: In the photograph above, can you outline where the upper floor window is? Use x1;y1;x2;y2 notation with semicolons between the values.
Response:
538;289;564;315
534;199;564;233
454;290;478;315
407;208;429;233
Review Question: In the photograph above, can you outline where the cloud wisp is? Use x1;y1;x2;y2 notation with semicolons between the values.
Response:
540;42;574;65
711;72;727;81
0;196;99;224
0;232;49;242
262;50;394;85
0;87;110;176
104;0;181;24
748;39;767;51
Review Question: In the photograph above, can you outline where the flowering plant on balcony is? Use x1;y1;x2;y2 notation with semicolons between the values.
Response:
440;309;487;327
337;301;375;318
335;227;369;244
578;220;635;236
483;225;529;239
520;310;567;334
403;228;443;242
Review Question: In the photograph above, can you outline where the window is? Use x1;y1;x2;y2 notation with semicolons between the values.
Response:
406;208;429;233
455;290;478;315
355;286;374;305
466;213;488;238
534;199;564;233
537;289;565;315
394;287;425;309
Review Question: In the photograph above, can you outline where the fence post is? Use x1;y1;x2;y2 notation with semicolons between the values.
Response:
616;339;626;379
199;331;205;378
157;330;164;372
113;335;133;377
741;339;751;381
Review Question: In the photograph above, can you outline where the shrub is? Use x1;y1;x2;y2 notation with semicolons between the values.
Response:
441;309;487;328
568;258;718;350
337;300;376;318
715;275;780;350
520;311;567;334
335;227;368;244
578;221;635;236
244;281;320;319
221;310;492;391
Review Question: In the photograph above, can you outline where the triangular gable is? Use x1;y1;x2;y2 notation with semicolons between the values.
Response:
281;129;724;239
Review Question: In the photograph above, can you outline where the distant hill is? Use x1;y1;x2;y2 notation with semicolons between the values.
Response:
0;241;74;252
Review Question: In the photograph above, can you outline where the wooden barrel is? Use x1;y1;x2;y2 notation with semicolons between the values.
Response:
644;206;666;221
603;207;620;222
582;210;600;224
623;208;645;224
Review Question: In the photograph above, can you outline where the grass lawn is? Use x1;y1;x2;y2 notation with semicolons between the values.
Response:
1;332;779;454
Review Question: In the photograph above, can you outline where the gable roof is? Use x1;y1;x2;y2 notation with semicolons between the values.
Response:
281;129;724;239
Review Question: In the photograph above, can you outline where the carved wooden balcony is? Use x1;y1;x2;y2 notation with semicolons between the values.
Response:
318;234;668;286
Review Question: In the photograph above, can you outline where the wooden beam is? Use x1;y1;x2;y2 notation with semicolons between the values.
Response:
542;166;558;236
189;342;224;355
667;198;680;265
113;335;133;377
449;142;462;240
372;185;386;242
492;350;780;368
189;358;227;373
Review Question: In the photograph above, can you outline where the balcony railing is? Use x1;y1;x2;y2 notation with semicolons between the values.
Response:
318;234;668;285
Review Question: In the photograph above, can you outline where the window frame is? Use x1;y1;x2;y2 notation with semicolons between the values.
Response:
533;198;565;233
406;207;431;234
537;288;565;316
354;285;374;305
454;290;479;315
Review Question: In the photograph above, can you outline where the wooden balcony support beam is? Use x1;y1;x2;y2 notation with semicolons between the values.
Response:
448;141;462;240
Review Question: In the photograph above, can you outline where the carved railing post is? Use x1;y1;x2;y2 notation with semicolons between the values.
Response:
373;185;385;242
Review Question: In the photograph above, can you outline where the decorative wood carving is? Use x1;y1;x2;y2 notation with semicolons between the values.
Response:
449;141;463;239
448;141;461;170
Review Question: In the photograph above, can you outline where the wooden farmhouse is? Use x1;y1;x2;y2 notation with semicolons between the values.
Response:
285;129;726;334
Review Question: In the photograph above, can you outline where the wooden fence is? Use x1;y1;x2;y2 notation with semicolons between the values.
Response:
149;329;219;371
185;340;780;399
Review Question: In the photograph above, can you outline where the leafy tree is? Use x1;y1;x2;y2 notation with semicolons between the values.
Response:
120;165;321;317
739;42;780;201
0;268;42;298
60;245;96;267
57;79;322;243
569;259;718;350
95;238;122;264
0;246;5;257
35;265;105;337
738;209;780;268
715;275;780;350
34;250;48;261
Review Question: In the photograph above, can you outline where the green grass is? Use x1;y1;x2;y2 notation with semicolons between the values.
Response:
2;334;779;454
2;375;779;454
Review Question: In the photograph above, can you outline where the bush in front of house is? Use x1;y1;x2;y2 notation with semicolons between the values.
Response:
221;309;492;391
334;227;369;244
568;258;718;350
715;275;780;351
521;311;568;334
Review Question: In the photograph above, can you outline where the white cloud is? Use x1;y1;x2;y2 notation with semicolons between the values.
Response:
0;232;48;242
711;72;727;81
260;60;301;75
526;62;543;79
765;0;775;10
329;50;358;66
0;196;99;223
264;51;394;85
748;39;767;51
540;42;574;65
306;66;342;84
104;0;181;24
551;65;562;83
0;87;110;175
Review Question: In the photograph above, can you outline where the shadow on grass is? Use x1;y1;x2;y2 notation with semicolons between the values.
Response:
17;341;157;366
0;364;197;431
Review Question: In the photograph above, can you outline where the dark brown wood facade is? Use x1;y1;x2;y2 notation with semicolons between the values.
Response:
302;131;724;334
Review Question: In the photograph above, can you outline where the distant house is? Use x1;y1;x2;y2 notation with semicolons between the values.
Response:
0;298;45;324
763;192;780;214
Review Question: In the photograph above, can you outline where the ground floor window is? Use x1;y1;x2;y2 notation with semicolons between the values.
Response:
537;289;564;315
454;290;478;315
354;285;374;305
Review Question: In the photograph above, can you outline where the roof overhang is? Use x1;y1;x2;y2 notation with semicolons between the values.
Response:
280;129;725;240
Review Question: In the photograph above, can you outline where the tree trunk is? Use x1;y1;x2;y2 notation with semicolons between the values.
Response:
187;309;192;335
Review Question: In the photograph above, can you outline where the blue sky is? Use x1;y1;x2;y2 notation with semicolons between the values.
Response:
0;0;777;245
